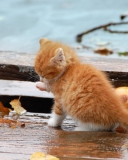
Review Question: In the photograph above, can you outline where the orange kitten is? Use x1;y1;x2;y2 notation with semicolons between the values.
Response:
34;38;128;131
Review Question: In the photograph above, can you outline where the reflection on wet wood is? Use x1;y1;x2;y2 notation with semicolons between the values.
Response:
0;113;128;160
0;51;128;87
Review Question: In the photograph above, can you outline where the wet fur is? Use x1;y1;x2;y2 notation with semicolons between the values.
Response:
34;38;128;131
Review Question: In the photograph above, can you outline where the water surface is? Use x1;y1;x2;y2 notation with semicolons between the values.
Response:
0;0;128;58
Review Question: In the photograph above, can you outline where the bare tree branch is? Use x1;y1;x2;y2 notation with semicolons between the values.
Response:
76;21;128;43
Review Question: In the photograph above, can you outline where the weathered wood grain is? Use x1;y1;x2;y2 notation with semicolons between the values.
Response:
0;51;128;87
0;113;128;160
0;51;128;160
0;80;53;98
0;64;36;81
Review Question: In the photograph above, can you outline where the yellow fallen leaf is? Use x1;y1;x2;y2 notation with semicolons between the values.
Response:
45;155;60;160
30;152;59;160
30;152;45;160
0;102;10;117
10;97;26;115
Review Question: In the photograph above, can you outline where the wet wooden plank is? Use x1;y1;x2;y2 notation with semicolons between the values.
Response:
0;113;128;160
1;51;128;72
0;51;128;87
0;80;53;98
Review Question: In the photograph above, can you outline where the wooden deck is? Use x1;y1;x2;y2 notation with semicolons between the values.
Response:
0;51;128;159
1;113;128;160
0;51;128;87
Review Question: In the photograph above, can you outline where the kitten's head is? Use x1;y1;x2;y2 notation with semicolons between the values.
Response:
34;38;79;80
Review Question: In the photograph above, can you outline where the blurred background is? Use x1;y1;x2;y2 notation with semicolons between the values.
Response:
0;0;128;58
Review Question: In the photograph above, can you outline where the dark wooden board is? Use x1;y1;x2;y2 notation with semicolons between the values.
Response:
0;113;128;160
0;51;128;87
0;80;54;113
0;95;53;113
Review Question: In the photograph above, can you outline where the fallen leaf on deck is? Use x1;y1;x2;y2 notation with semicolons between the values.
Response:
114;126;126;133
0;117;25;129
10;97;27;115
118;52;128;56
21;123;25;128
0;118;13;124
30;152;59;160
94;47;113;55
0;118;21;127
0;102;10;117
0;100;25;129
8;120;25;129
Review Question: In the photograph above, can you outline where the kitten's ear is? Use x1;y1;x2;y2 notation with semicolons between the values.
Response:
50;48;66;65
39;38;49;46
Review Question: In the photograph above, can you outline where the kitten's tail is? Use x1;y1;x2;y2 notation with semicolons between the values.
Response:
118;109;128;131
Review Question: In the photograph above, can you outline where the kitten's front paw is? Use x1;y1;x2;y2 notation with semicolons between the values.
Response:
48;118;61;127
35;82;46;91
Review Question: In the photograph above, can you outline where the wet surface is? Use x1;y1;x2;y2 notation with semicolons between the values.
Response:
0;0;128;58
0;113;128;160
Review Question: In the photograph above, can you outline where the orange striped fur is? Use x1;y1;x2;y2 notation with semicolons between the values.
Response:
34;38;128;132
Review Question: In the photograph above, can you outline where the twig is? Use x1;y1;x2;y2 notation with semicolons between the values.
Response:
120;11;128;20
76;21;128;42
104;28;128;34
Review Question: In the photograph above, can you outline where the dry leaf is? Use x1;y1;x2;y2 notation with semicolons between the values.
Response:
114;126;126;133
30;152;59;160
10;97;26;115
0;102;10;117
0;101;25;129
0;118;21;128
0;117;25;129
94;47;113;55
21;123;25;128
118;52;128;56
